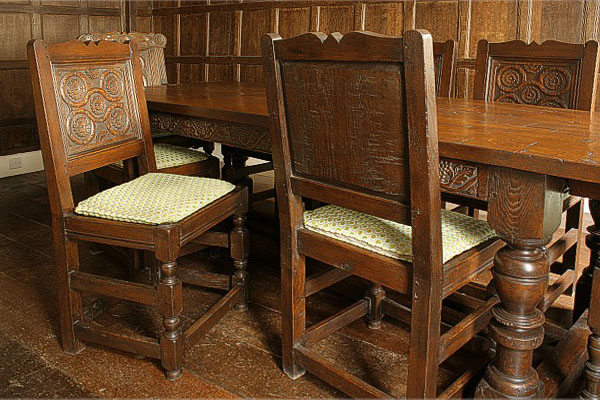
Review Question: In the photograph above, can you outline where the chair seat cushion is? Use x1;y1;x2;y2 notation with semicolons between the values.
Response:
75;173;235;225
115;143;209;170
303;205;496;263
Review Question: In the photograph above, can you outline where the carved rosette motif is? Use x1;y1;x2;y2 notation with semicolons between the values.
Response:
439;160;478;197
492;61;577;108
53;61;142;158
149;111;271;153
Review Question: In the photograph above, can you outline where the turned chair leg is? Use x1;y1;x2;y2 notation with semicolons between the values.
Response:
56;235;85;354
231;211;249;312
366;282;384;329
157;259;184;381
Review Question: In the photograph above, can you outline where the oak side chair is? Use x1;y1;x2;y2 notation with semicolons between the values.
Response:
262;30;504;398
28;38;249;380
77;32;219;184
467;39;599;315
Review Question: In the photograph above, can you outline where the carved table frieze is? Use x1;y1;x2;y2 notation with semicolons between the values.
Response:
439;159;480;198
149;111;271;154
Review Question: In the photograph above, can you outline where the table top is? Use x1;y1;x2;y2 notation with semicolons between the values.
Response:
145;82;600;184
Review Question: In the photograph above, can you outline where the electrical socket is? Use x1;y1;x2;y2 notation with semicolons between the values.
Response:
8;158;22;170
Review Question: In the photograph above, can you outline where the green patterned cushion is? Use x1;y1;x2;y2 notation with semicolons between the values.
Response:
115;143;209;170
75;173;235;225
303;205;496;263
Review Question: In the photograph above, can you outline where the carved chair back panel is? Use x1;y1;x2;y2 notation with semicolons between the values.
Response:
28;39;155;213
280;60;409;201
486;58;581;108
263;31;439;225
474;40;599;111
52;60;144;160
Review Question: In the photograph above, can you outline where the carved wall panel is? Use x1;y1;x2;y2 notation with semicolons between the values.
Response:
489;61;579;108
51;61;142;159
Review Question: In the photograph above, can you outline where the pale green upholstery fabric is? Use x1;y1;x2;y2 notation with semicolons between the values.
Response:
75;173;235;225
115;143;209;170
303;205;496;263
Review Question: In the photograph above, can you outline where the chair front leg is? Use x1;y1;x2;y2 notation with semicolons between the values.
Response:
281;239;307;380
157;259;183;381
231;211;249;312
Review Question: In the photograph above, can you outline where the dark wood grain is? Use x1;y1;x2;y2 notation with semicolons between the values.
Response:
27;38;249;382
147;82;600;185
263;30;502;399
143;76;600;400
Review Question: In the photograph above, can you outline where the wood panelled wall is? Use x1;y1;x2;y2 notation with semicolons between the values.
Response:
0;0;126;156
133;0;600;108
2;0;599;156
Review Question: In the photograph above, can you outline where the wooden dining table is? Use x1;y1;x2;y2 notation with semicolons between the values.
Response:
145;82;600;399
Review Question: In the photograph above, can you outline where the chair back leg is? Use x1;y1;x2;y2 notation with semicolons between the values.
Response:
55;228;85;355
407;281;443;398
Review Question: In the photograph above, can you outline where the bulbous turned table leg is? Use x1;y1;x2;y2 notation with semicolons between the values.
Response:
475;238;549;399
475;167;563;399
580;199;600;399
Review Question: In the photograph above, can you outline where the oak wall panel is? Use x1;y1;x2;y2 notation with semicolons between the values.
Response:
138;0;600;106
0;0;126;155
413;1;459;41
240;9;273;56
180;63;205;83
208;12;235;55
0;13;32;60
316;4;358;32
278;7;311;38
536;0;585;43
363;2;404;36
42;0;79;6
88;15;122;34
42;14;80;43
468;1;519;57
0;0;593;156
0;70;33;121
181;13;207;55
